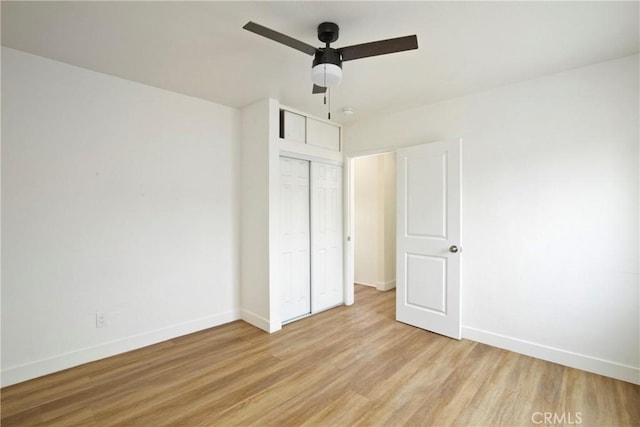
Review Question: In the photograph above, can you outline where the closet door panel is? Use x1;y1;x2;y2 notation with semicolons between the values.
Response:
311;162;344;312
280;157;311;322
282;111;306;143
307;118;340;151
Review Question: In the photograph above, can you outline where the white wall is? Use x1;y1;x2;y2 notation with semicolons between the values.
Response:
354;153;396;290
239;98;282;333
354;155;379;286
345;55;639;384
1;48;241;386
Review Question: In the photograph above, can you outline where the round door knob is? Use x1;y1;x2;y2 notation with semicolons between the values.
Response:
449;245;460;253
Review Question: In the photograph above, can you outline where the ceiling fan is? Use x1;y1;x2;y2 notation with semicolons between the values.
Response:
243;21;418;94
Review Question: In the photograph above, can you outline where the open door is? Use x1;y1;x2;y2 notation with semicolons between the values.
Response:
396;140;461;339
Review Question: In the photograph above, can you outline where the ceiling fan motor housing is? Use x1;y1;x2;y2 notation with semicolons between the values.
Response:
312;48;343;87
317;22;339;44
313;48;342;68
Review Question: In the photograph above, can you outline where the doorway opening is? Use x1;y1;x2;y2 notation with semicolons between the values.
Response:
345;140;462;339
351;152;397;305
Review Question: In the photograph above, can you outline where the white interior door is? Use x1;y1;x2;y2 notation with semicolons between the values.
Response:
280;157;311;322
311;162;344;312
396;140;461;339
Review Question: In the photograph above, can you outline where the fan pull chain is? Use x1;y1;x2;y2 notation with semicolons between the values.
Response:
319;64;330;120
323;64;327;106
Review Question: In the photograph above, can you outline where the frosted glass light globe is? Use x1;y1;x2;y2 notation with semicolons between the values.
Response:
311;63;343;87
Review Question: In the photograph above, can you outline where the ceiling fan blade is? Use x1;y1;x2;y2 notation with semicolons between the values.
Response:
339;35;418;61
243;22;317;56
312;84;327;94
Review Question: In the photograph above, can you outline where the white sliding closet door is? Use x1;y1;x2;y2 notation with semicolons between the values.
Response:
280;157;311;322
311;162;344;312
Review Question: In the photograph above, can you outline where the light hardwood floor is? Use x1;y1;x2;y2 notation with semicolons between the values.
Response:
2;285;638;426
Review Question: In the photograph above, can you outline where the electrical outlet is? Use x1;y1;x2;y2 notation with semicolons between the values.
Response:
96;312;106;328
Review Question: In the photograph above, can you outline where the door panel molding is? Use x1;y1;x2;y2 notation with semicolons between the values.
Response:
396;140;461;339
279;157;311;322
311;162;344;312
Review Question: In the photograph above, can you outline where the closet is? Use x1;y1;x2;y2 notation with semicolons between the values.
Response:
279;157;343;322
239;98;344;332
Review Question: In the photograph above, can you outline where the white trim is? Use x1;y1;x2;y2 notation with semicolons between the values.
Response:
462;326;640;385
343;157;355;306
268;98;284;337
241;309;282;334
279;147;343;166
279;140;343;164
376;280;397;291
1;310;241;387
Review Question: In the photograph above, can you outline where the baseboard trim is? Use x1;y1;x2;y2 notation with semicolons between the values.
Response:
240;309;281;333
376;280;396;291
1;310;240;387
462;326;640;385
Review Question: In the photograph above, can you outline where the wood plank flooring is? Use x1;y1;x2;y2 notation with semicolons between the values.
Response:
2;285;639;426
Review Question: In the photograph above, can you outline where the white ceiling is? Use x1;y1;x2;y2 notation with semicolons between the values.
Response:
2;1;638;124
